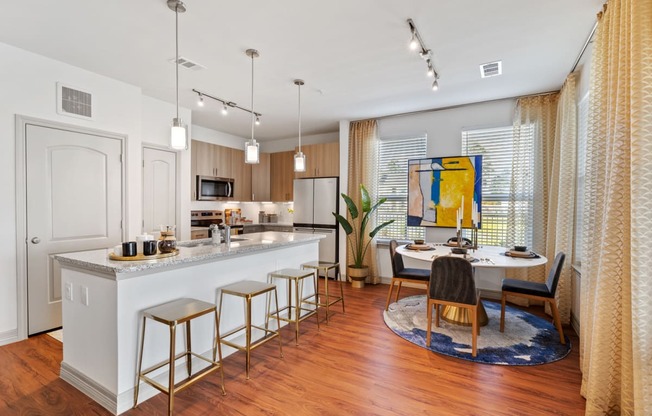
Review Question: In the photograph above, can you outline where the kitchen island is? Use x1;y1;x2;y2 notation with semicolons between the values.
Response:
55;231;322;415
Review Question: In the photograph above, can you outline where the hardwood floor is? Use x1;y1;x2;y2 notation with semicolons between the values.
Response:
0;284;585;415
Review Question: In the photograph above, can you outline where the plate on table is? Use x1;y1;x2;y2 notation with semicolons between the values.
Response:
444;243;472;248
502;250;540;259
405;243;434;251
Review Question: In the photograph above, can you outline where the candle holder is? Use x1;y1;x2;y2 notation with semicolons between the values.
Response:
470;224;479;251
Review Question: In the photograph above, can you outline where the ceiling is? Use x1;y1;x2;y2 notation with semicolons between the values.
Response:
0;0;602;141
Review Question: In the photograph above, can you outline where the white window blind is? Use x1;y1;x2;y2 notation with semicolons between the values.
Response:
462;126;534;247
376;136;427;240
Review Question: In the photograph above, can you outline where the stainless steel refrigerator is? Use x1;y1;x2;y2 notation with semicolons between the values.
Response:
293;177;339;277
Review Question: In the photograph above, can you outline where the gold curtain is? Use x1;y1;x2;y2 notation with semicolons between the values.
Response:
544;73;578;324
347;120;380;283
580;1;652;414
507;93;560;299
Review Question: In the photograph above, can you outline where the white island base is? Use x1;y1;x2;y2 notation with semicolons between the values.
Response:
56;232;322;415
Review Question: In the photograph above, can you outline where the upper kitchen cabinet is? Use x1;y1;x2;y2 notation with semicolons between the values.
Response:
252;152;271;201
231;148;252;201
192;140;232;179
270;151;294;201
294;142;339;178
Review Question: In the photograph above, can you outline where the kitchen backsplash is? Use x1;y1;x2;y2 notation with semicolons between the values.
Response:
191;201;294;224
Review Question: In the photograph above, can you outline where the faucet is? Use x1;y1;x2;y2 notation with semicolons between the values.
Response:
221;224;231;245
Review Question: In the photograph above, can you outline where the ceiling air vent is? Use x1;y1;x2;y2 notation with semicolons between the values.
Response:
480;61;502;78
56;82;93;119
168;56;206;71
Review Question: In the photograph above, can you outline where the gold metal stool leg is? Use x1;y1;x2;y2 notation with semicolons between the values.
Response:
212;309;226;395
245;294;252;379
168;323;177;415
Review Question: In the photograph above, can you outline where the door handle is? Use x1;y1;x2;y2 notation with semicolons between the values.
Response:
31;237;41;244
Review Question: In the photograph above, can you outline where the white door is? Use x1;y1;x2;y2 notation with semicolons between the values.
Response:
142;147;177;234
26;124;123;335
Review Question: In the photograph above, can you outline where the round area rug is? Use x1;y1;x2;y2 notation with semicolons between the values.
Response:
383;295;571;365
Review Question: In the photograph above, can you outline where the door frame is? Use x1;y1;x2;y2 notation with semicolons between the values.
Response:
141;143;181;234
14;115;127;340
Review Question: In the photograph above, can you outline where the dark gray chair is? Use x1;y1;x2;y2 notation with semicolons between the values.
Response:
426;256;481;357
500;252;566;344
384;240;430;310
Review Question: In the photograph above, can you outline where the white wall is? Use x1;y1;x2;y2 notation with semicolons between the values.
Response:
262;131;339;153
336;98;516;280
0;42;191;344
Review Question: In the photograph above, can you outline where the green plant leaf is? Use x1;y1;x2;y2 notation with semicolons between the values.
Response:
369;220;395;239
332;213;353;235
360;185;371;212
341;193;358;219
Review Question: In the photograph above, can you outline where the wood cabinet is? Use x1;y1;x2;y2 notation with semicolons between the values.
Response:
231;148;252;201
252;152;271;201
191;229;209;240
192;140;232;179
294;142;339;178
270;151;295;201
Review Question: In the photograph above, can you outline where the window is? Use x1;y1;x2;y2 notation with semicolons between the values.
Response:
461;126;534;247
376;136;427;240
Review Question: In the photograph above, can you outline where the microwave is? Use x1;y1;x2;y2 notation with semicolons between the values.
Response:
196;176;234;200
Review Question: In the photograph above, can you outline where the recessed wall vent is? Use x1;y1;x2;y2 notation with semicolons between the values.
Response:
168;56;206;71
56;82;93;119
480;61;502;78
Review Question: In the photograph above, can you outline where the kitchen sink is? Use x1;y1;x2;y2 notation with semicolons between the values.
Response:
182;237;249;247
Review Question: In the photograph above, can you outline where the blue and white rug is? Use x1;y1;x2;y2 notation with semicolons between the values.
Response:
384;295;571;365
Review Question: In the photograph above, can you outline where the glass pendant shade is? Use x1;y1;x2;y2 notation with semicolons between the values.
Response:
245;139;259;164
170;118;187;150
294;151;306;172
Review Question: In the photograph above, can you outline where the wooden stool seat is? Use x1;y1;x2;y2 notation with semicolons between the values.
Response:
134;298;226;415
219;280;283;379
301;261;345;323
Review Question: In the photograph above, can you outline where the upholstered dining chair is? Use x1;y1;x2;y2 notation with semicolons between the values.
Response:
384;240;430;310
500;252;566;344
426;256;481;357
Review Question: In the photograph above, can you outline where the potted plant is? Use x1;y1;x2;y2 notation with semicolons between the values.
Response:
333;184;394;288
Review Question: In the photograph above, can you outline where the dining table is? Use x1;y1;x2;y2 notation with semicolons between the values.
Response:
396;243;547;326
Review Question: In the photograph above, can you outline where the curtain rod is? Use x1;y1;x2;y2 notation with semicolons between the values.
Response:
570;20;598;73
354;90;559;123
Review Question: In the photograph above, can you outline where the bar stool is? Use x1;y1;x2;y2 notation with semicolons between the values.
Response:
301;261;345;323
269;268;320;345
134;298;226;415
218;280;283;379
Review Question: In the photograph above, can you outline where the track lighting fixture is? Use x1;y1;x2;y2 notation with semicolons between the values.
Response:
197;94;204;107
407;18;440;92
168;0;187;150
192;89;262;121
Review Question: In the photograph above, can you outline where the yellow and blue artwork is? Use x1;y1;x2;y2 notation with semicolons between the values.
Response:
407;155;482;228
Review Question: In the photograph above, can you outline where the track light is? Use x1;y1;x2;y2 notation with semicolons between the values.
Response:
255;115;261;125
192;89;262;120
221;104;228;115
197;94;204;106
407;18;441;92
409;33;418;50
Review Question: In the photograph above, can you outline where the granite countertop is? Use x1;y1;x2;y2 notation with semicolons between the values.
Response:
55;231;322;277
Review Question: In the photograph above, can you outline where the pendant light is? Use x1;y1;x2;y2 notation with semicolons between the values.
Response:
168;0;187;150
293;79;306;172
244;49;260;164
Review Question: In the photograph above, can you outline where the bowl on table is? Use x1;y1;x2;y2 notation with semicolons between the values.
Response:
513;245;528;252
413;239;425;245
451;247;468;255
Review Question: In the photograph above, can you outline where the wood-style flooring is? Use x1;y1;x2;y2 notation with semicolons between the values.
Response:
0;284;585;415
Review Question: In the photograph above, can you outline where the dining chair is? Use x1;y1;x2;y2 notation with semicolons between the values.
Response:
384;240;430;310
500;252;566;344
426;256;481;357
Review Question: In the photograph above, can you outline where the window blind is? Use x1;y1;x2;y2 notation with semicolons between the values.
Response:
376;136;427;240
462;126;533;247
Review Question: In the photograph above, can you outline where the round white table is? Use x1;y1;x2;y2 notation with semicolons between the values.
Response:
397;244;547;326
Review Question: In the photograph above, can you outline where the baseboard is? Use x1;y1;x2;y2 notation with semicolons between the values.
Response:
0;328;19;346
60;362;118;414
